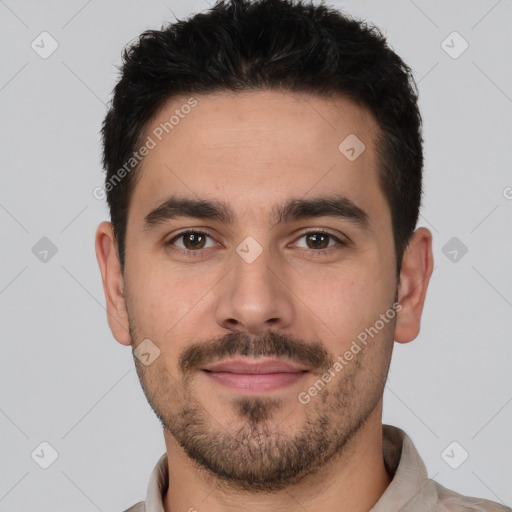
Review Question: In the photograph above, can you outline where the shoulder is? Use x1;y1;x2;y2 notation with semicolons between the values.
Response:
121;501;145;512
434;481;511;512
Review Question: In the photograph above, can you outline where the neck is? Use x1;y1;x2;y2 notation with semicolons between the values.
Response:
162;403;391;512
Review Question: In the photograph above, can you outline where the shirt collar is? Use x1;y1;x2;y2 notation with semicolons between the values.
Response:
145;451;168;512
144;424;437;512
371;424;438;512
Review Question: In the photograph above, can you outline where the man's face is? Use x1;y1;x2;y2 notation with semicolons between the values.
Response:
121;90;399;490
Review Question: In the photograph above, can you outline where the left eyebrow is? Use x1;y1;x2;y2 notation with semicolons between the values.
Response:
142;194;370;231
271;195;370;230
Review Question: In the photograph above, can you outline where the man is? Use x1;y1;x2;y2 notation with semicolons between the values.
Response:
95;1;510;511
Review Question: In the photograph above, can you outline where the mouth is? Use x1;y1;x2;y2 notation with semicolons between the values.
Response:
201;358;309;392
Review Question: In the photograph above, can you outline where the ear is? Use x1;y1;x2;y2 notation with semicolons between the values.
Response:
95;221;131;346
394;227;434;344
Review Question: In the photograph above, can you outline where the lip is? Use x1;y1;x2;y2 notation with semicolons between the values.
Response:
201;358;309;392
202;358;308;373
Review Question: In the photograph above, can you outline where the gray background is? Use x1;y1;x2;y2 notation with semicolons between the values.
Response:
1;0;511;510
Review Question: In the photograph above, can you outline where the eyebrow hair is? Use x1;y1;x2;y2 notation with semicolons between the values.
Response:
143;194;370;231
272;195;369;229
143;197;234;228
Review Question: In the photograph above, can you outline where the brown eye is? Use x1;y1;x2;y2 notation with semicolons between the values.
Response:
167;231;216;251
294;231;342;251
305;232;330;249
182;232;206;249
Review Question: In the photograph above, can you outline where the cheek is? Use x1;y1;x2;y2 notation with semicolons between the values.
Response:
126;263;217;355
129;251;198;310
125;269;178;341
301;265;395;347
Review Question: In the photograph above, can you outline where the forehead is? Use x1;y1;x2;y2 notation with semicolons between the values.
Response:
129;90;388;229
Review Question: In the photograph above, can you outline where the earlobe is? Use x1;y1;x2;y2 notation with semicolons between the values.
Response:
95;221;131;346
394;227;434;344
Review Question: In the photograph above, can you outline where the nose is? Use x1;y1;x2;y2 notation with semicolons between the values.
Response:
214;246;295;334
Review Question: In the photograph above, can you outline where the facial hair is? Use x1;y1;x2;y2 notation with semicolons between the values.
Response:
131;325;394;492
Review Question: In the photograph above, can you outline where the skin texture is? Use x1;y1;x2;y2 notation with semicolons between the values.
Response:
96;90;433;512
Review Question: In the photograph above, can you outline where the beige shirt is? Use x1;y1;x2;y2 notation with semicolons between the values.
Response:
123;424;511;512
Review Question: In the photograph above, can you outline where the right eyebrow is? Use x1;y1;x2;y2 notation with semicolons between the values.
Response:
143;197;234;231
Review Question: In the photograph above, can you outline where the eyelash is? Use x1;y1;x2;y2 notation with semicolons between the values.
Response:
165;228;347;257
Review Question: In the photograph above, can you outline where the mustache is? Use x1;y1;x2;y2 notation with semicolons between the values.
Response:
179;330;334;375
